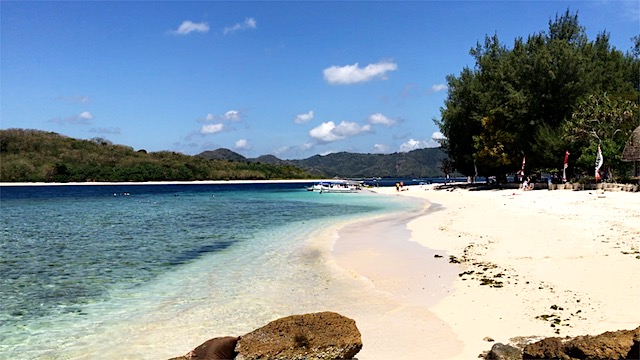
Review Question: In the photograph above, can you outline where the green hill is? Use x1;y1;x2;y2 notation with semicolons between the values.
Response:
198;147;449;178
0;129;315;182
0;129;450;183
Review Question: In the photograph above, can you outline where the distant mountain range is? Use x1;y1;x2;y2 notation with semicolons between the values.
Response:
198;147;449;178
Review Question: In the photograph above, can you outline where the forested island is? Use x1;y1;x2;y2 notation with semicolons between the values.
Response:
0;129;316;182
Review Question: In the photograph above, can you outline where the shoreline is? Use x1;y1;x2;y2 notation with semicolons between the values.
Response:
0;179;327;187
362;185;640;359
325;195;463;359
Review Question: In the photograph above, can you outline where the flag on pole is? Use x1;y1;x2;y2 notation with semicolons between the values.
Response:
518;155;526;181
595;144;603;182
562;150;570;183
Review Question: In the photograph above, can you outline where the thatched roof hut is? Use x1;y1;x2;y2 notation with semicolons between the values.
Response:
622;126;640;176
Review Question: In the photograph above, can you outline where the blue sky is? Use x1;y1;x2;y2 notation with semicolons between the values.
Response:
1;1;638;159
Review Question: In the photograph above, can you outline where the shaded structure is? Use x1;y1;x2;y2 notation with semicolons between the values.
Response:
622;126;640;177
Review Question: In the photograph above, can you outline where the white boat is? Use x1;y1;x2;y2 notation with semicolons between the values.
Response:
307;181;360;193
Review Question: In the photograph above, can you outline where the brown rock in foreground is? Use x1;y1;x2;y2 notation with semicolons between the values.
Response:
522;325;640;359
169;336;239;360
235;311;362;360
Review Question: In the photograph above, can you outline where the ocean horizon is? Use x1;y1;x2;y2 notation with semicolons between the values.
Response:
0;182;424;359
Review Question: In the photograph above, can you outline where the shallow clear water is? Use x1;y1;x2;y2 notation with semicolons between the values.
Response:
0;183;420;359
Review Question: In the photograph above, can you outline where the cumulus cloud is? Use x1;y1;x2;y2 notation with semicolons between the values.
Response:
78;111;93;120
272;146;290;156
224;110;241;121
235;139;251;150
201;123;224;134
368;113;396;126
224;17;257;35
400;133;444;151
294;110;314;124
323;61;398;85
309;121;372;143
430;84;448;93
373;143;389;153
432;131;446;141
171;20;209;35
49;111;94;125
399;138;429;152
200;110;242;123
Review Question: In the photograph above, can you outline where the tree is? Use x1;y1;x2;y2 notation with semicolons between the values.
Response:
473;109;521;178
435;68;483;176
563;92;639;180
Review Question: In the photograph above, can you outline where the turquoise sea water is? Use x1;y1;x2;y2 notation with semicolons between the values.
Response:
0;183;422;359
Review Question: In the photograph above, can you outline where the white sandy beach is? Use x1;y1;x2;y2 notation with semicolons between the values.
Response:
3;180;638;359
332;184;640;359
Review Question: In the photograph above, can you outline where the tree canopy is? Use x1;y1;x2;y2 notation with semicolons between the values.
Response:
436;10;639;182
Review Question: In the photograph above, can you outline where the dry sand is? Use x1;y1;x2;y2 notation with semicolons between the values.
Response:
333;184;640;359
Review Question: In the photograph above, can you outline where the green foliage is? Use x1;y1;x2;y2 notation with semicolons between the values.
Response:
0;129;314;182
436;9;639;180
563;93;639;179
473;110;520;176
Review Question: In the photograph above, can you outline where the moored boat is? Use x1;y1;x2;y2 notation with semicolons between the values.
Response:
307;181;360;193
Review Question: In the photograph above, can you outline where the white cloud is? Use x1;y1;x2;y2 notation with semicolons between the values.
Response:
294;110;314;124
400;134;444;151
373;144;389;153
49;111;94;125
201;123;224;134
272;146;290;156
368;113;395;126
309;122;341;142
323;61;398;85
309;121;371;142
78;111;94;120
431;131;446;141
235;139;251;150
201;110;242;123
172;20;209;35
224;110;241;121
399;138;429;152
430;84;448;93
224;17;257;35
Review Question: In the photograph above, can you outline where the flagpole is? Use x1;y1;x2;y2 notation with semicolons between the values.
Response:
519;155;525;182
563;150;570;183
595;144;603;185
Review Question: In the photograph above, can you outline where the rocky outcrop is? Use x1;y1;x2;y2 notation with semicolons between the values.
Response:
486;342;522;360
235;311;362;360
168;336;239;360
521;325;640;359
169;311;362;360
